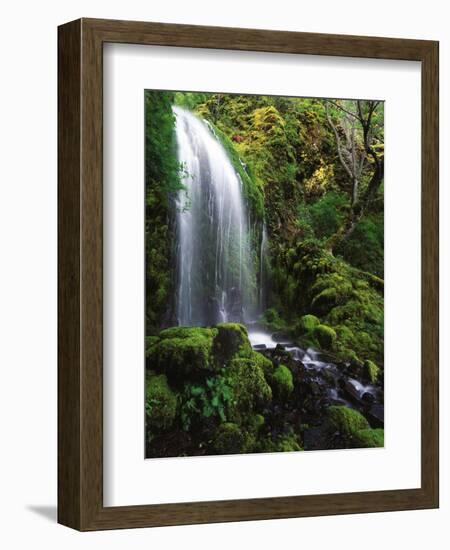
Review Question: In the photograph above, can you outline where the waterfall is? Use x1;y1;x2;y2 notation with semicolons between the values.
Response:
174;106;257;327
259;222;268;312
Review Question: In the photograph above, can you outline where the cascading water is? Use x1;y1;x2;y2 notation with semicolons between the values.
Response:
259;222;268;311
174;106;257;326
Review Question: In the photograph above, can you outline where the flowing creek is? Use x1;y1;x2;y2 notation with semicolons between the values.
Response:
247;325;384;434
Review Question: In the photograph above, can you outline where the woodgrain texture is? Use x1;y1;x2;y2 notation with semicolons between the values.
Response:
58;18;439;531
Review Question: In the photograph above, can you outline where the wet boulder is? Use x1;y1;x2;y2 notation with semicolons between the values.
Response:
147;326;218;379
325;405;370;437
213;322;252;363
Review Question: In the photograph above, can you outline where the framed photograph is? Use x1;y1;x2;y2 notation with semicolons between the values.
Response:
58;18;439;530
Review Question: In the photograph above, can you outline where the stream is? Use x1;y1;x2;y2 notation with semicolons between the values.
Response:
247;325;384;434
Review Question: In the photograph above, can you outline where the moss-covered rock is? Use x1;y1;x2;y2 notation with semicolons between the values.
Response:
295;314;320;335
271;365;294;399
145;336;160;358
326;405;370;436
212;423;245;454
353;428;384;448
159;326;217;340
275;434;302;452
148;327;217;377
227;357;272;422
247;413;265;434
311;273;353;315
213;323;252;363
145;374;178;431
251;350;274;379
313;324;337;350
257;432;302;453
364;360;380;384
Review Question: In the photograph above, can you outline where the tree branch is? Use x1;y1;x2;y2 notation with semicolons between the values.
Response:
325;101;353;181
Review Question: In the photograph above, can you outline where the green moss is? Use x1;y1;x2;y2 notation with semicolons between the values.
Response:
313;324;337;350
275;435;302;452
145;374;177;431
271;365;294;399
212;423;245;454
211;125;265;220
148;328;216;377
364;360;380;384
145;91;183;335
311;273;353;314
257;432;302;453
251;351;274;379
271;238;383;365
247;413;265;434
326;406;370;436
353;428;384;448
337;213;384;278
159;326;217;340
295;314;320;335
227;357;272;422
145;336;160;358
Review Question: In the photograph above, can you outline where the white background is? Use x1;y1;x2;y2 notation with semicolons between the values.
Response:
0;0;448;548
104;45;421;506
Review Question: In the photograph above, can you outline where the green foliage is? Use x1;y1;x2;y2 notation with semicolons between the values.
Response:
145;374;178;431
308;191;348;240
145;91;184;334
147;324;275;454
180;374;232;431
271;365;294;399
174;91;210;110
337;213;384;277
326;406;370;436
259;308;287;331
353;428;384;448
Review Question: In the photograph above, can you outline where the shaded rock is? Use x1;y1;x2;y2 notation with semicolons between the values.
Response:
367;404;384;427
252;343;267;351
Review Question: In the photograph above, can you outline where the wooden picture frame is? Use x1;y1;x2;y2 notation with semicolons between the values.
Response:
58;18;439;531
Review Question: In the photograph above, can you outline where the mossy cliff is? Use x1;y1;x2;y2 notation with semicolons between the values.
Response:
275;239;384;366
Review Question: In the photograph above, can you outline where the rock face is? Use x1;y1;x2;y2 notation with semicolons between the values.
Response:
146;323;383;458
